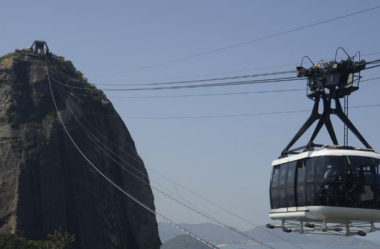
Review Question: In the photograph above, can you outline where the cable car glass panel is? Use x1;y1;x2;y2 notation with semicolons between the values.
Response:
315;156;345;182
271;166;279;188
286;162;297;188
279;164;288;187
306;158;316;182
305;183;315;206
287;188;295;207
271;189;278;209
346;156;377;208
296;184;305;206
270;156;380;210
270;166;280;209
278;189;286;208
297;161;306;183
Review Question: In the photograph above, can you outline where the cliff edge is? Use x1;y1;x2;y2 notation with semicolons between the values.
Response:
0;52;161;248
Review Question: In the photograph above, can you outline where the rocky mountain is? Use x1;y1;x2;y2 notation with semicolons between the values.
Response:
0;51;161;248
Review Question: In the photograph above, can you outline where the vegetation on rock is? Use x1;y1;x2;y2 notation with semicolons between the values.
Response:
0;228;75;249
0;52;20;64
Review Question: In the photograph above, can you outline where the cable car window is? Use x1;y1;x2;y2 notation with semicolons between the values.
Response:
346;157;377;208
363;166;375;184
336;181;347;206
324;183;338;206
279;163;288;187
271;189;278;209
287;188;295;207
348;156;377;167
271;166;280;188
315;157;344;183
296;185;305;206
286;161;297;188
306;158;316;182
360;185;375;208
347;183;362;207
278;189;287;208
316;183;326;205
297;160;306;183
347;156;377;184
347;169;361;183
377;160;380;186
305;183;315;205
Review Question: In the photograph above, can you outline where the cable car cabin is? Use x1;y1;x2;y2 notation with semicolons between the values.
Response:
268;145;380;236
267;51;380;236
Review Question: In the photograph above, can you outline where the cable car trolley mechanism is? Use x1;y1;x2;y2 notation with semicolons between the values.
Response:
267;48;380;236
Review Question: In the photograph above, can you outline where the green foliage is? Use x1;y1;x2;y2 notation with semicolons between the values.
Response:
50;57;106;102
0;52;20;64
48;57;107;120
0;228;75;249
0;234;44;249
44;227;75;249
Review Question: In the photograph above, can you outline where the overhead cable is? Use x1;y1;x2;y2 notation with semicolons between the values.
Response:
47;58;297;87
47;58;380;93
89;5;380;78
48;52;380;85
56;86;304;99
90;70;296;86
52;75;304;91
84;52;380;84
52;77;298;249
91;59;379;88
119;104;380;120
46;60;221;249
50;71;276;249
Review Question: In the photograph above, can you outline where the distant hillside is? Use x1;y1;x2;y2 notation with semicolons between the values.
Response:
161;235;210;249
158;222;380;248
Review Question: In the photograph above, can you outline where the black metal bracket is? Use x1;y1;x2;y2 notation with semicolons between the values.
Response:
280;88;372;158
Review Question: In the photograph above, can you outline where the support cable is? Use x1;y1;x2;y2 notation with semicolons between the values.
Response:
48;52;380;85
47;58;296;86
89;5;380;78
51;74;303;249
47;58;380;93
54;79;243;232
49;76;276;249
50;73;304;91
57;87;304;99
90;70;296;87
65;103;380;120
45;59;220;249
46;57;379;92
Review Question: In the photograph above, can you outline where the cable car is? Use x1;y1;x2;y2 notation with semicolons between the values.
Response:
267;49;380;236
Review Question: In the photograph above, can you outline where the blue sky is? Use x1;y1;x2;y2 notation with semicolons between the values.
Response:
2;0;380;244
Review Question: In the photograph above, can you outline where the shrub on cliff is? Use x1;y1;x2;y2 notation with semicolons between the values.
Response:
0;52;20;64
0;228;75;249
0;234;44;249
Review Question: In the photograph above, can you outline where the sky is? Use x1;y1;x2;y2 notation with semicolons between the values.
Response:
2;0;380;245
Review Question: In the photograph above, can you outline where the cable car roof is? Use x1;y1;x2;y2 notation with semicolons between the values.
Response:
272;145;380;166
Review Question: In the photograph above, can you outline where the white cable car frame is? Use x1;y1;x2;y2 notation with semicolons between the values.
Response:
267;49;379;236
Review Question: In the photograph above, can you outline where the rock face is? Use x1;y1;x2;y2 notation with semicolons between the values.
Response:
0;54;161;248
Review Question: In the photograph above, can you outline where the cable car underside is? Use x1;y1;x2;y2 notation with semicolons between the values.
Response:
267;50;380;236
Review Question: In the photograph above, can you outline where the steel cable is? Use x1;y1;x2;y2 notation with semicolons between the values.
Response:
46;59;221;249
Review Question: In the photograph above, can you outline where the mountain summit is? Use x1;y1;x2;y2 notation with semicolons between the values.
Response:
0;44;161;249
